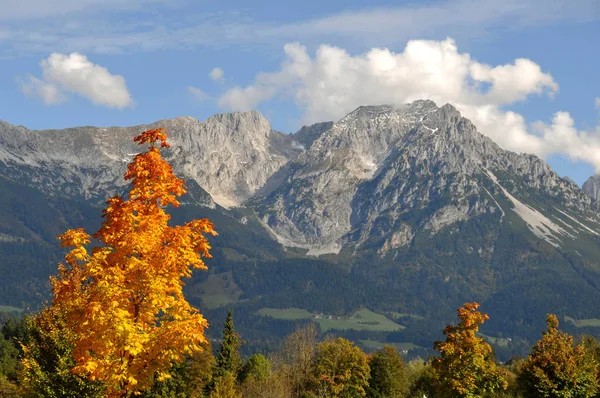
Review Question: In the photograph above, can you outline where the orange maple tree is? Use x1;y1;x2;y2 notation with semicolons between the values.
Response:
40;128;217;396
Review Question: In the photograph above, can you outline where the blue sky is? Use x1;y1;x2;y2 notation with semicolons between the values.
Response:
0;0;598;185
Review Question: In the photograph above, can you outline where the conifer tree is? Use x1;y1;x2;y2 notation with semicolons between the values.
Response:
213;310;241;381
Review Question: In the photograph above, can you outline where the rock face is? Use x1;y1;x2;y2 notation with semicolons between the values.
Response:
254;100;599;254
1;100;598;256
583;175;600;201
292;122;334;150
0;111;301;208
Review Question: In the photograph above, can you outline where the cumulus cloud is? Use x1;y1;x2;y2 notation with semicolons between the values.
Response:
595;97;600;110
209;67;224;82
187;86;208;101
18;52;134;108
218;38;600;171
17;74;66;104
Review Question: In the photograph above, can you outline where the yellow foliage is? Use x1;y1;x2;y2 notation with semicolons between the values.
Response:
40;128;217;397
432;302;507;397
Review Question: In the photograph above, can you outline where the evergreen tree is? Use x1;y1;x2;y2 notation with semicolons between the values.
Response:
21;308;105;398
139;341;215;398
206;309;241;396
214;310;241;379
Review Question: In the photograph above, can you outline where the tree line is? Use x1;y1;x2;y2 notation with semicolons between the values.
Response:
3;302;600;397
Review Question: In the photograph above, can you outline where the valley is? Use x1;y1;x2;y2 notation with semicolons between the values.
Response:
2;100;600;361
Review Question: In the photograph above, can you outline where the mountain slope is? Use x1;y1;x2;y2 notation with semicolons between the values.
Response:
0;111;302;208
584;174;600;201
3;101;600;358
254;100;599;256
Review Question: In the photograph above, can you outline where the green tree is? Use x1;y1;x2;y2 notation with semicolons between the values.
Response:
406;360;438;398
312;337;370;398
239;353;271;383
432;302;507;397
518;314;597;398
214;310;241;380
209;372;241;398
0;332;20;382
0;374;21;398
206;309;241;396
140;341;215;398
1;315;27;385
367;346;408;398
20;308;105;398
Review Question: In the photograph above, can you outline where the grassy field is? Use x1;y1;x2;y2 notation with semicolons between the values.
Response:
0;305;23;313
187;271;243;309
360;339;424;351
318;308;405;332
257;307;404;332
257;308;313;320
565;316;600;328
480;333;511;347
387;312;425;320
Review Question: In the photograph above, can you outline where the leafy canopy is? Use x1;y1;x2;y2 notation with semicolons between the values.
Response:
433;302;507;397
31;128;217;396
518;314;597;398
313;337;371;398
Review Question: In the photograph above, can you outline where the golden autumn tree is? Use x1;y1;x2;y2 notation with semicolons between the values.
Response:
432;302;507;397
518;314;597;397
30;128;217;397
312;337;371;398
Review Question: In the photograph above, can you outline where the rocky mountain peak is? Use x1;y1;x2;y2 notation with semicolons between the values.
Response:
583;174;600;201
0;111;300;208
2;100;597;258
255;100;599;256
205;110;271;136
292;122;334;150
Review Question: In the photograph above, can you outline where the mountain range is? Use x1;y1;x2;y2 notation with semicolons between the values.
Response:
3;99;600;358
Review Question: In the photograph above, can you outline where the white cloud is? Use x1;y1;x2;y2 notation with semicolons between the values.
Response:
209;67;224;82
0;0;172;20
17;74;66;104
0;0;598;56
218;38;600;171
18;52;134;108
187;86;208;101
595;97;600;110
533;112;600;169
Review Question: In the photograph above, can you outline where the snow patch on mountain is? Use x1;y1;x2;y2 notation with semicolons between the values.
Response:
261;221;342;256
485;169;573;247
553;207;599;236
